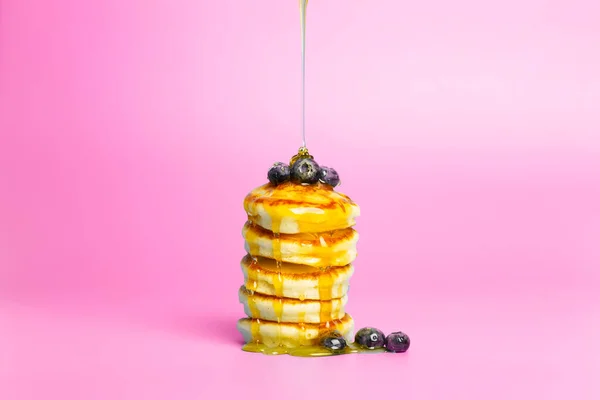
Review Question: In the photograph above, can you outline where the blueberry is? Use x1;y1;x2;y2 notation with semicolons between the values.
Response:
354;327;386;349
291;158;320;184
319;166;340;187
267;162;291;185
321;331;347;352
385;331;410;353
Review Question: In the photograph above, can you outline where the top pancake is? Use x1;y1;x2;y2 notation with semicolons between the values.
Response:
244;182;360;234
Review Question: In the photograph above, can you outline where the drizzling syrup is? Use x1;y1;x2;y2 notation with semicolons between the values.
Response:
299;0;308;148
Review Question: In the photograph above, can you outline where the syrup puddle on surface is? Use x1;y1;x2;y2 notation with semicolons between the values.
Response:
242;342;386;357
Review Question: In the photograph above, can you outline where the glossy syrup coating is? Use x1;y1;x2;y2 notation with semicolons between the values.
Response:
244;181;359;234
242;221;358;268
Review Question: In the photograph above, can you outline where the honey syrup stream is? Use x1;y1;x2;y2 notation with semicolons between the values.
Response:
300;0;308;148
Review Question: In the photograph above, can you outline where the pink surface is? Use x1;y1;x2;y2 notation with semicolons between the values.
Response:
1;0;600;399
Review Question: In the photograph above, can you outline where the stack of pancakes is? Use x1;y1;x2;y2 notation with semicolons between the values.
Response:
237;181;360;348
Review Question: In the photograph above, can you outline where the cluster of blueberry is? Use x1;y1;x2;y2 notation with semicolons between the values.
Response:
322;328;410;353
268;157;340;187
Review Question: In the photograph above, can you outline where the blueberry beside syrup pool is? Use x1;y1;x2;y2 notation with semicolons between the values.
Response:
354;327;386;349
321;331;347;352
350;327;410;353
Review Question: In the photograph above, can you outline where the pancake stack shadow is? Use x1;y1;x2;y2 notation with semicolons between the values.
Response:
237;182;360;348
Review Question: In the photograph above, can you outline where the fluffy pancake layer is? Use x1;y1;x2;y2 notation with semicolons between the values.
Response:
241;255;353;300
237;313;354;348
244;182;360;234
243;221;358;268
239;286;347;323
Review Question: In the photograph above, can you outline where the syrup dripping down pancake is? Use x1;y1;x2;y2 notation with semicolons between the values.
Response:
237;313;354;348
239;286;347;323
242;222;358;268
241;255;353;300
244;182;360;234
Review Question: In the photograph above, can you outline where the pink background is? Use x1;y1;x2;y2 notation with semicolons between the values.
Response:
1;0;600;399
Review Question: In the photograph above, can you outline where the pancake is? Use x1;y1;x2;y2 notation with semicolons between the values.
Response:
237;313;354;348
241;255;353;300
244;182;360;234
242;221;358;267
239;286;347;323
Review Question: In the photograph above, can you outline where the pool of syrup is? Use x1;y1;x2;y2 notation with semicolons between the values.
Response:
242;342;386;357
